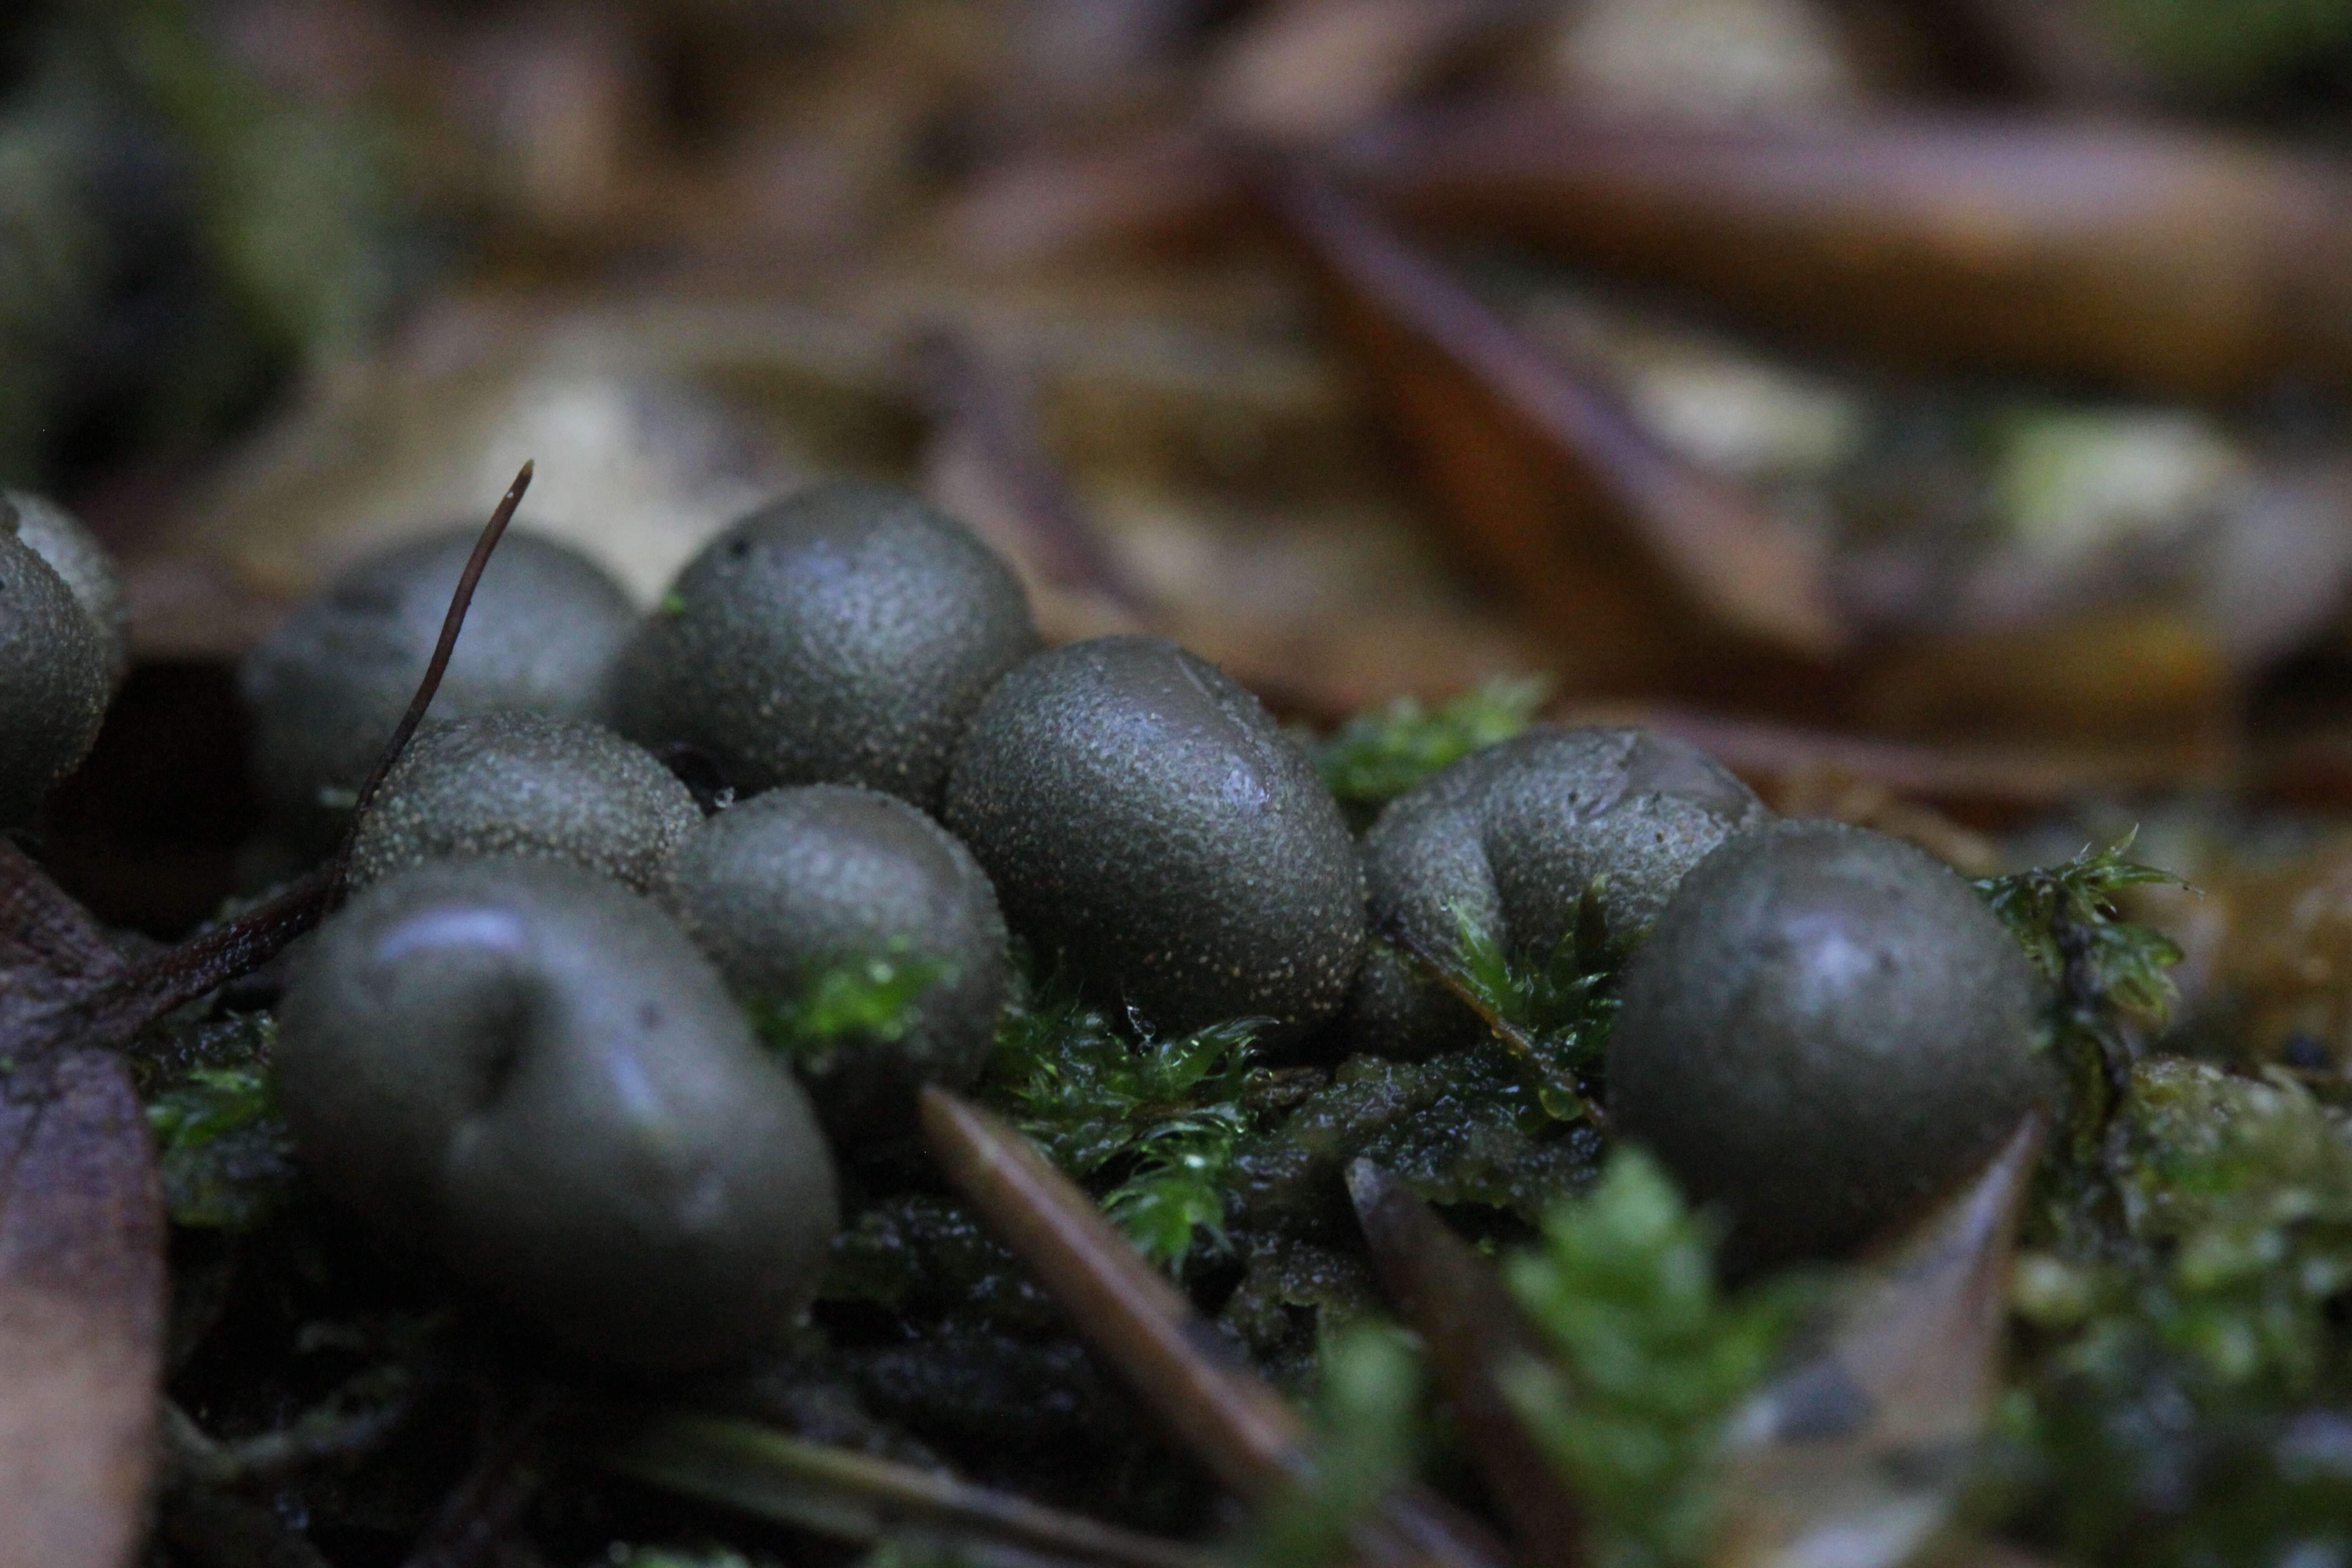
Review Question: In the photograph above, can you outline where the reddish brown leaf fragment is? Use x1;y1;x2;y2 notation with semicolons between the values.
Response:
0;1050;167;1568
1710;1110;2046;1568
1264;165;1846;687
1348;1160;1585;1568
53;871;333;1061
0;841;128;1037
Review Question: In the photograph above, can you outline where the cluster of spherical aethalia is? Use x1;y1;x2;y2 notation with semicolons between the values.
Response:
0;491;129;826
234;480;2049;1367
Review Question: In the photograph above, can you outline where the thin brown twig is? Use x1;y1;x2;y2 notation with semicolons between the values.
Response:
919;1088;1518;1568
612;1414;1209;1568
9;463;539;1063
334;459;534;886
1347;1161;1585;1568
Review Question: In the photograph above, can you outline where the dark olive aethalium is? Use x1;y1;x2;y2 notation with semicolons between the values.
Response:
1607;819;2050;1267
945;635;1365;1039
347;711;701;896
666;784;1012;1139
1350;725;1769;1058
240;527;637;848
276;857;838;1368
615;481;1039;813
0;502;110;826
5;490;129;690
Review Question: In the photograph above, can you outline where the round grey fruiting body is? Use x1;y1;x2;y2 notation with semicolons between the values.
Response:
4;491;129;689
0;516;110;826
276;857;839;1368
945;635;1366;1038
615;481;1038;813
667;784;1011;1138
347;711;700;896
240;528;637;848
1608;819;2048;1267
1350;725;1769;1059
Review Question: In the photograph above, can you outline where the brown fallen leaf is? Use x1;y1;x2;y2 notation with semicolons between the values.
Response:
1852;608;2232;749
1264;164;1848;705
1343;101;2352;396
0;842;159;1568
936;126;1240;273
1709;1111;2046;1568
0;1047;166;1568
1555;700;2225;810
0;467;533;1566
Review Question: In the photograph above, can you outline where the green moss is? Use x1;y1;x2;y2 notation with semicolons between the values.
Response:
1444;887;1625;1124
1974;834;2186;1144
1235;1043;1605;1238
1227;1322;1422;1568
751;945;956;1079
1999;1059;2352;1563
1313;677;1548;828
142;1012;297;1232
1502;1149;1803;1568
148;1062;297;1231
2100;0;2352;101
979;976;1266;1270
111;0;402;357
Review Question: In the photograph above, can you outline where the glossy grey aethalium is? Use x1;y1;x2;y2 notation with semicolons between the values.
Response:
4;490;129;690
240;527;637;848
276;857;839;1368
614;481;1038;813
1608;819;2048;1267
1350;725;1769;1058
666;784;1012;1138
347;711;701;896
945;635;1366;1039
0;505;110;826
